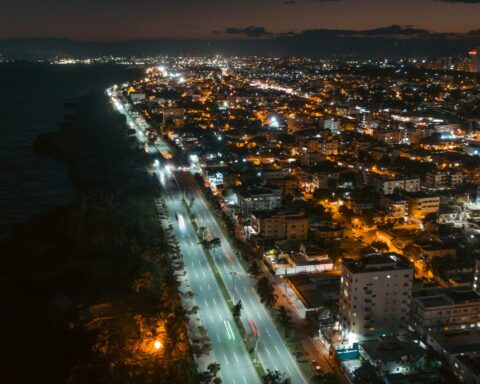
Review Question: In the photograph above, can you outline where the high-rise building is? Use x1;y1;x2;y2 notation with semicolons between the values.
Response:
339;253;414;339
469;49;479;73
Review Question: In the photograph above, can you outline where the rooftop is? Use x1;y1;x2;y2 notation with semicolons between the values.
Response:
413;287;480;308
361;335;425;363
429;330;480;355
344;253;413;274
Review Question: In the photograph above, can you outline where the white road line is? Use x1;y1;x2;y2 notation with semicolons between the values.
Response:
275;345;280;354
204;298;208;307
217;333;221;342
195;272;199;278
233;352;239;362
199;286;203;292
243;376;247;384
203;271;206;277
218;312;222;321
213;298;217;305
266;328;271;336
224;354;229;366
266;347;271;356
208;284;212;291
286;367;292;375
210;315;214;324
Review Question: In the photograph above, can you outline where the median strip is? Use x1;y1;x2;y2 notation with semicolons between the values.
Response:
182;199;265;379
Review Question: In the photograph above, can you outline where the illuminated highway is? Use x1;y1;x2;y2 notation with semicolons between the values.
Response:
178;171;308;384
110;92;260;384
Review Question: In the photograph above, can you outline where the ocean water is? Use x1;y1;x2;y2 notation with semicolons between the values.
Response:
0;63;141;236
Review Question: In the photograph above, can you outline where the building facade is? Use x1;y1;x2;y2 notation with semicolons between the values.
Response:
340;253;414;338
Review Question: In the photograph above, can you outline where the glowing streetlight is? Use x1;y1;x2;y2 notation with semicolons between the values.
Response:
154;340;162;350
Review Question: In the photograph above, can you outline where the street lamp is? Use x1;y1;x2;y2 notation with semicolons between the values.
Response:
154;340;162;350
230;271;237;301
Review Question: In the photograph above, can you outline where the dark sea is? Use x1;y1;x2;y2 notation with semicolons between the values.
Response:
0;63;141;237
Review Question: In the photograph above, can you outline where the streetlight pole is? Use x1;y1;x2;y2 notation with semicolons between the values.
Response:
230;271;237;301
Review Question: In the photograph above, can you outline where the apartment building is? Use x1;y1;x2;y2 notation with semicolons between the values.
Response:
372;176;421;195
410;287;480;335
425;171;463;190
402;192;440;219
340;253;414;338
238;186;282;216
251;209;308;241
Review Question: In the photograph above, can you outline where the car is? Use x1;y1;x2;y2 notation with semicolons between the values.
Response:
310;360;322;372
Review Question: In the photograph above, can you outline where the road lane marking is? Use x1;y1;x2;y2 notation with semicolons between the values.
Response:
266;328;271;336
286;367;292;375
199;286;203;292
233;352;239;362
217;333;221;342
243;376;247;384
224;354;229;366
204;298;208;307
210;315;214;324
266;347;271;356
195;272;199;278
208;284;212;290
275;345;280;354
213;298;217;305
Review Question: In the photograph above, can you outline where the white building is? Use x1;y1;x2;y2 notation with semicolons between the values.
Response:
340;253;414;338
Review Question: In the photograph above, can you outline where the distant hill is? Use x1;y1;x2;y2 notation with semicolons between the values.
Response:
1;27;480;59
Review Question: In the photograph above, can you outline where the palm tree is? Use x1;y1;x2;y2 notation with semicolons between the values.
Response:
262;369;290;384
232;300;243;321
131;271;154;292
207;362;221;378
256;277;277;308
313;373;340;384
353;361;382;384
277;305;294;337
248;261;262;279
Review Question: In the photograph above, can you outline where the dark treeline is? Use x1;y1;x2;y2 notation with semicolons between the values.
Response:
0;93;197;383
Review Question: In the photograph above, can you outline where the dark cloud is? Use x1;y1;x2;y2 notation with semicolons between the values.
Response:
349;25;430;36
435;0;480;3
283;0;339;3
224;26;273;38
282;25;431;38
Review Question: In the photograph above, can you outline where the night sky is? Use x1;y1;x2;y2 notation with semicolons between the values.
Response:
1;0;480;41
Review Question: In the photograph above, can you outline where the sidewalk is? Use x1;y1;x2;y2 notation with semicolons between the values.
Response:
155;198;215;374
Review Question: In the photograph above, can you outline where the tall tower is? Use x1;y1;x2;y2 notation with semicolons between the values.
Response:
469;49;479;73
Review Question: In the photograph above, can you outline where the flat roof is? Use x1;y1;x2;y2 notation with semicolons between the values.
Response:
361;336;424;363
344;253;412;274
287;273;340;309
414;287;480;308
429;331;480;355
